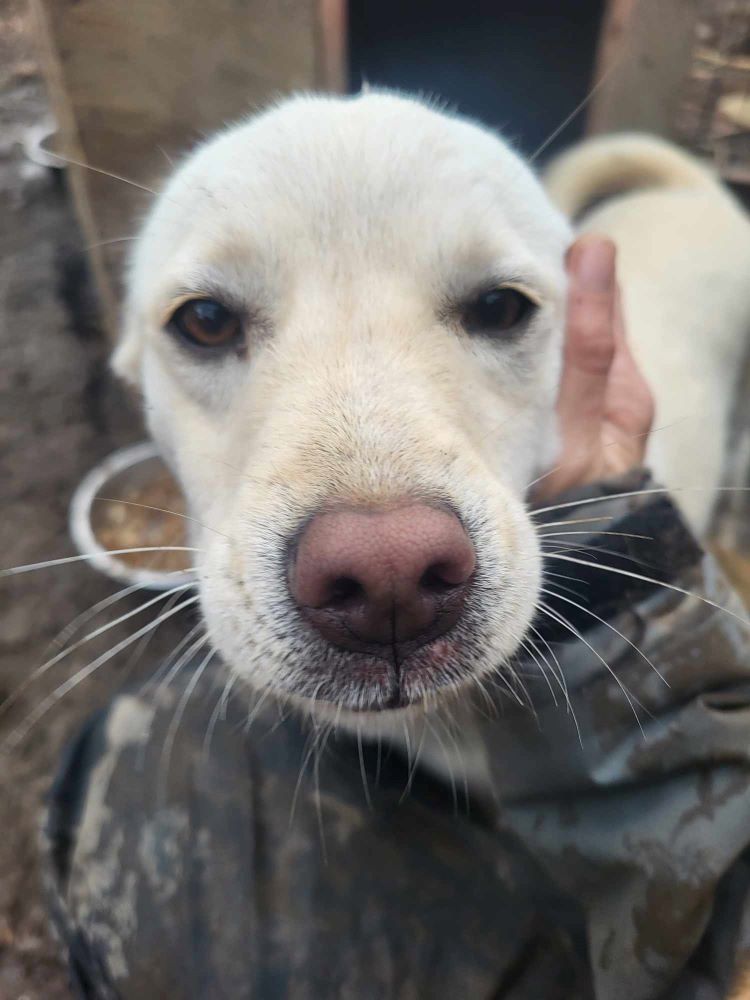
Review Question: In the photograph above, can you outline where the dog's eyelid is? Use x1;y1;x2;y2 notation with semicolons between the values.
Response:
443;279;542;319
160;289;250;328
491;281;542;308
159;293;202;328
441;273;545;316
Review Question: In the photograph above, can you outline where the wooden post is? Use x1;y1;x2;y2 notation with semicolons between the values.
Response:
31;0;347;336
587;0;702;138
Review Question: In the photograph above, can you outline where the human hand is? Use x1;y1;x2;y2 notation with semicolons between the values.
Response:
534;235;655;501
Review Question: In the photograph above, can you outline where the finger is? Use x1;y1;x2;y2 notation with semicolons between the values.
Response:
605;287;656;439
612;282;628;347
558;236;618;430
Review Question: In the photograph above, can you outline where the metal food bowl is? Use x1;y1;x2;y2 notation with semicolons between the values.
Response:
69;441;196;591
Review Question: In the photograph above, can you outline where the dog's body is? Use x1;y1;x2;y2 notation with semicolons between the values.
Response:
114;92;750;738
545;133;750;532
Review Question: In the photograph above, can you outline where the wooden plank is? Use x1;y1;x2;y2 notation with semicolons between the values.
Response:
587;0;702;138
318;0;349;94
31;0;347;336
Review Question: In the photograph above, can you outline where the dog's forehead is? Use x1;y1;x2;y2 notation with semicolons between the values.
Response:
136;93;568;299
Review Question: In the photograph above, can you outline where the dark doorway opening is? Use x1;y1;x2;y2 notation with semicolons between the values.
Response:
348;0;605;162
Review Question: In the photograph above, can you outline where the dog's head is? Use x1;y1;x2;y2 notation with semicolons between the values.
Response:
115;92;571;715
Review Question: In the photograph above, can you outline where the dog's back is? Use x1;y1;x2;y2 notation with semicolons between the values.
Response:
545;134;750;532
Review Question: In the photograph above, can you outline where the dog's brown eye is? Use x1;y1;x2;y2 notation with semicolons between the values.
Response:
168;299;242;349
462;287;536;337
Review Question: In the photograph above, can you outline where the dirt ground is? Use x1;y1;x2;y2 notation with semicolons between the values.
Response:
2;2;750;999
0;3;189;995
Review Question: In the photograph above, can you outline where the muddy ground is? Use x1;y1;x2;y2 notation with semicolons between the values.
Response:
2;2;750;998
0;3;189;995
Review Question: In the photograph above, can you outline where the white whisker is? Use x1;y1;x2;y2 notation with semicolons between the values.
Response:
529;59;623;163
145;623;204;692
86;235;139;251
535;516;615;528
540;585;668;686
400;718;427;802
46;151;157;194
93;497;230;539
540;529;652;541
520;636;559;707
547;553;750;630
289;718;323;828
242;685;274;734
153;632;209;698
433;712;470;813
526;623;582;746
527;626;569;702
158;646;216;802
2;595;199;751
2;548;202;577
0;582;192;720
357;723;373;809
544;568;591;587
41;581;147;658
423;713;458;814
120;588;187;675
542;539;658;570
537;600;646;735
312;727;329;864
533;486;750;519
202;671;238;761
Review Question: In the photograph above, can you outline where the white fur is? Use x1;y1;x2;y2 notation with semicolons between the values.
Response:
545;133;750;531
114;94;749;735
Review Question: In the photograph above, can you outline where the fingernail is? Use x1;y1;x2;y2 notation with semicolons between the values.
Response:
575;238;615;292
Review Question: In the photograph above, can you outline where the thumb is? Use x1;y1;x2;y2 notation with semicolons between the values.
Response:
558;235;617;434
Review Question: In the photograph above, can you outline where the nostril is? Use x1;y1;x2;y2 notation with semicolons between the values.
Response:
420;565;464;594
326;576;365;608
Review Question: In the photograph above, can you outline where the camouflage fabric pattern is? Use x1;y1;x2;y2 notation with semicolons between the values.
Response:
45;472;750;999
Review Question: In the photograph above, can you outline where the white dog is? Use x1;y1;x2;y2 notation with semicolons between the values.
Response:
113;92;750;730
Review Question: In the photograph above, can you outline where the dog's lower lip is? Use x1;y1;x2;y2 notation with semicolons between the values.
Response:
399;633;460;669
316;633;465;712
380;632;463;676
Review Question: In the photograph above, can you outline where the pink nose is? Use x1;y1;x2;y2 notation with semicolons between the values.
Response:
288;504;476;654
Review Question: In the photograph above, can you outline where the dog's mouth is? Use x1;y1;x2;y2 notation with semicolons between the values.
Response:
287;628;474;712
302;644;469;711
383;630;471;709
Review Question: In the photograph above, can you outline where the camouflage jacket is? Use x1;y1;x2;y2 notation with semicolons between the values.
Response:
46;471;750;1000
